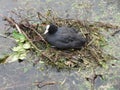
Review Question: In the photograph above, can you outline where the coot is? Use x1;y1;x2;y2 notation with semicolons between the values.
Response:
44;24;86;49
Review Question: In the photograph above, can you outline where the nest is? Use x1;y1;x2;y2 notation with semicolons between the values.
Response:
1;10;118;70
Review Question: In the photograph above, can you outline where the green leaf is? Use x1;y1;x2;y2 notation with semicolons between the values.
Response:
12;30;26;42
39;60;44;64
5;54;19;63
99;61;108;69
12;45;22;51
19;53;26;59
12;45;25;52
23;42;31;49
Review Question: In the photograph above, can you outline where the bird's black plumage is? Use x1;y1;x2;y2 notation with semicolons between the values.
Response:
44;24;86;49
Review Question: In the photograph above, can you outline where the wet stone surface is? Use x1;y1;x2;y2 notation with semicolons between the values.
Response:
0;0;120;90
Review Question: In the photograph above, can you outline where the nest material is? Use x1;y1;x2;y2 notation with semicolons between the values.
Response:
2;11;118;69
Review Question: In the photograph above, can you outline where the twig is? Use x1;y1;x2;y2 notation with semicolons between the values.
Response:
37;12;47;21
15;24;22;33
60;78;66;85
11;10;23;19
21;24;47;43
111;30;120;36
89;47;101;65
87;38;95;46
41;52;53;61
0;34;14;40
23;31;41;51
34;81;57;88
94;22;120;29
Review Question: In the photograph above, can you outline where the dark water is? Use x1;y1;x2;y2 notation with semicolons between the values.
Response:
0;0;120;90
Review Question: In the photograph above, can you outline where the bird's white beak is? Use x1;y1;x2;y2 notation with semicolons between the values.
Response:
44;25;50;34
44;29;48;34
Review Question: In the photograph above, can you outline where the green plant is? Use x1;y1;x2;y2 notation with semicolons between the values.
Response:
6;30;31;63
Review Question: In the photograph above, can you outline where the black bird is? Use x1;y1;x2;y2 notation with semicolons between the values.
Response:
44;24;86;49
